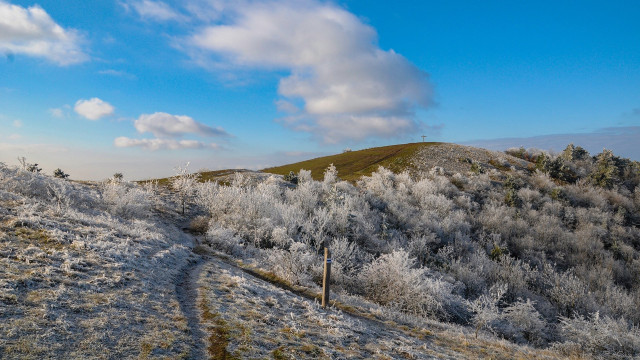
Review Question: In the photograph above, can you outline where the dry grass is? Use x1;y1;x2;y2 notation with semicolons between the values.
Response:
194;248;573;359
199;296;240;360
263;142;438;181
0;169;196;359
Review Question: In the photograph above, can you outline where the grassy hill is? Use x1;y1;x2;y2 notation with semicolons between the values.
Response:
144;142;532;186
262;142;439;181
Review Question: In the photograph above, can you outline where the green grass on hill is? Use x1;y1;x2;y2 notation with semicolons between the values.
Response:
262;142;440;182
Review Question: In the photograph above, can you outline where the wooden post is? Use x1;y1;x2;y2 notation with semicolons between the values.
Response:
322;247;331;308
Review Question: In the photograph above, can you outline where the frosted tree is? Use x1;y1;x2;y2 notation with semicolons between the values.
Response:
171;162;200;215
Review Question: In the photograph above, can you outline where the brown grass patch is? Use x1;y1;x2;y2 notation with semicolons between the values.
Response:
199;297;240;360
262;142;439;182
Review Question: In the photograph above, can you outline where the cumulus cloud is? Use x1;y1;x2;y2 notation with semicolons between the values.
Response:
125;0;186;21
134;112;227;137
114;137;219;150
0;1;87;65
115;112;228;151
74;98;115;120
186;0;432;143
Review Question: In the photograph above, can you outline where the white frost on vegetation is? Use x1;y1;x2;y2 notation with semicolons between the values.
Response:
0;163;194;358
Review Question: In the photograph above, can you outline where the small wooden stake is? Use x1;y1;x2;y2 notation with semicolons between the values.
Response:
322;247;331;308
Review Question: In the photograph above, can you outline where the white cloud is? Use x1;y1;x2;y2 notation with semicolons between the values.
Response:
49;108;64;118
114;137;219;150
127;0;185;21
114;112;228;151
317;115;417;143
74;98;115;120
0;1;87;65
184;0;227;22
186;0;432;143
12;119;22;128
8;133;21;140
134;112;227;138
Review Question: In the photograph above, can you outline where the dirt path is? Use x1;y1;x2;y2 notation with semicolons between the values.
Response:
175;252;207;359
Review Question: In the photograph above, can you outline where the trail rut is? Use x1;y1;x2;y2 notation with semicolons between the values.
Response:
175;255;207;359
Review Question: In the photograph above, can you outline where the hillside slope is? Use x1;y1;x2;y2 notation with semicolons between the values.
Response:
0;162;571;359
263;142;432;181
262;142;532;181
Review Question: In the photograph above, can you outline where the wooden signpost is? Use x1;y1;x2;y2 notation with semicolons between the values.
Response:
322;247;331;308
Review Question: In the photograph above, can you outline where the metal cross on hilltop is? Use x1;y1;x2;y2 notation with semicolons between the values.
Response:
421;135;427;142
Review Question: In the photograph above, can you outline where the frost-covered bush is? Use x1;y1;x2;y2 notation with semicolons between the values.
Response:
359;250;449;318
0;164;97;213
329;237;367;286
468;283;507;338
556;312;640;359
101;179;153;219
266;242;317;286
205;225;244;256
500;298;547;345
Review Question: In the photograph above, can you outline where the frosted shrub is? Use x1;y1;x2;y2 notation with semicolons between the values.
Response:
501;298;547;345
556;312;640;359
329;237;367;286
322;163;338;190
360;250;445;317
449;251;488;298
0;165;98;213
297;169;312;184
468;283;507;338
544;268;594;317
205;225;244;255
270;226;292;248
465;173;491;193
530;171;555;193
407;232;438;266
266;242;317;286
102;180;152;219
359;166;395;196
517;187;541;208
284;180;319;216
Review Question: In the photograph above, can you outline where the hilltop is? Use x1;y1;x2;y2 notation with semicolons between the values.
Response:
157;142;534;186
262;142;532;181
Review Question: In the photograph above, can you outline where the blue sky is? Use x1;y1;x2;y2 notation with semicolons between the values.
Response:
1;0;638;180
